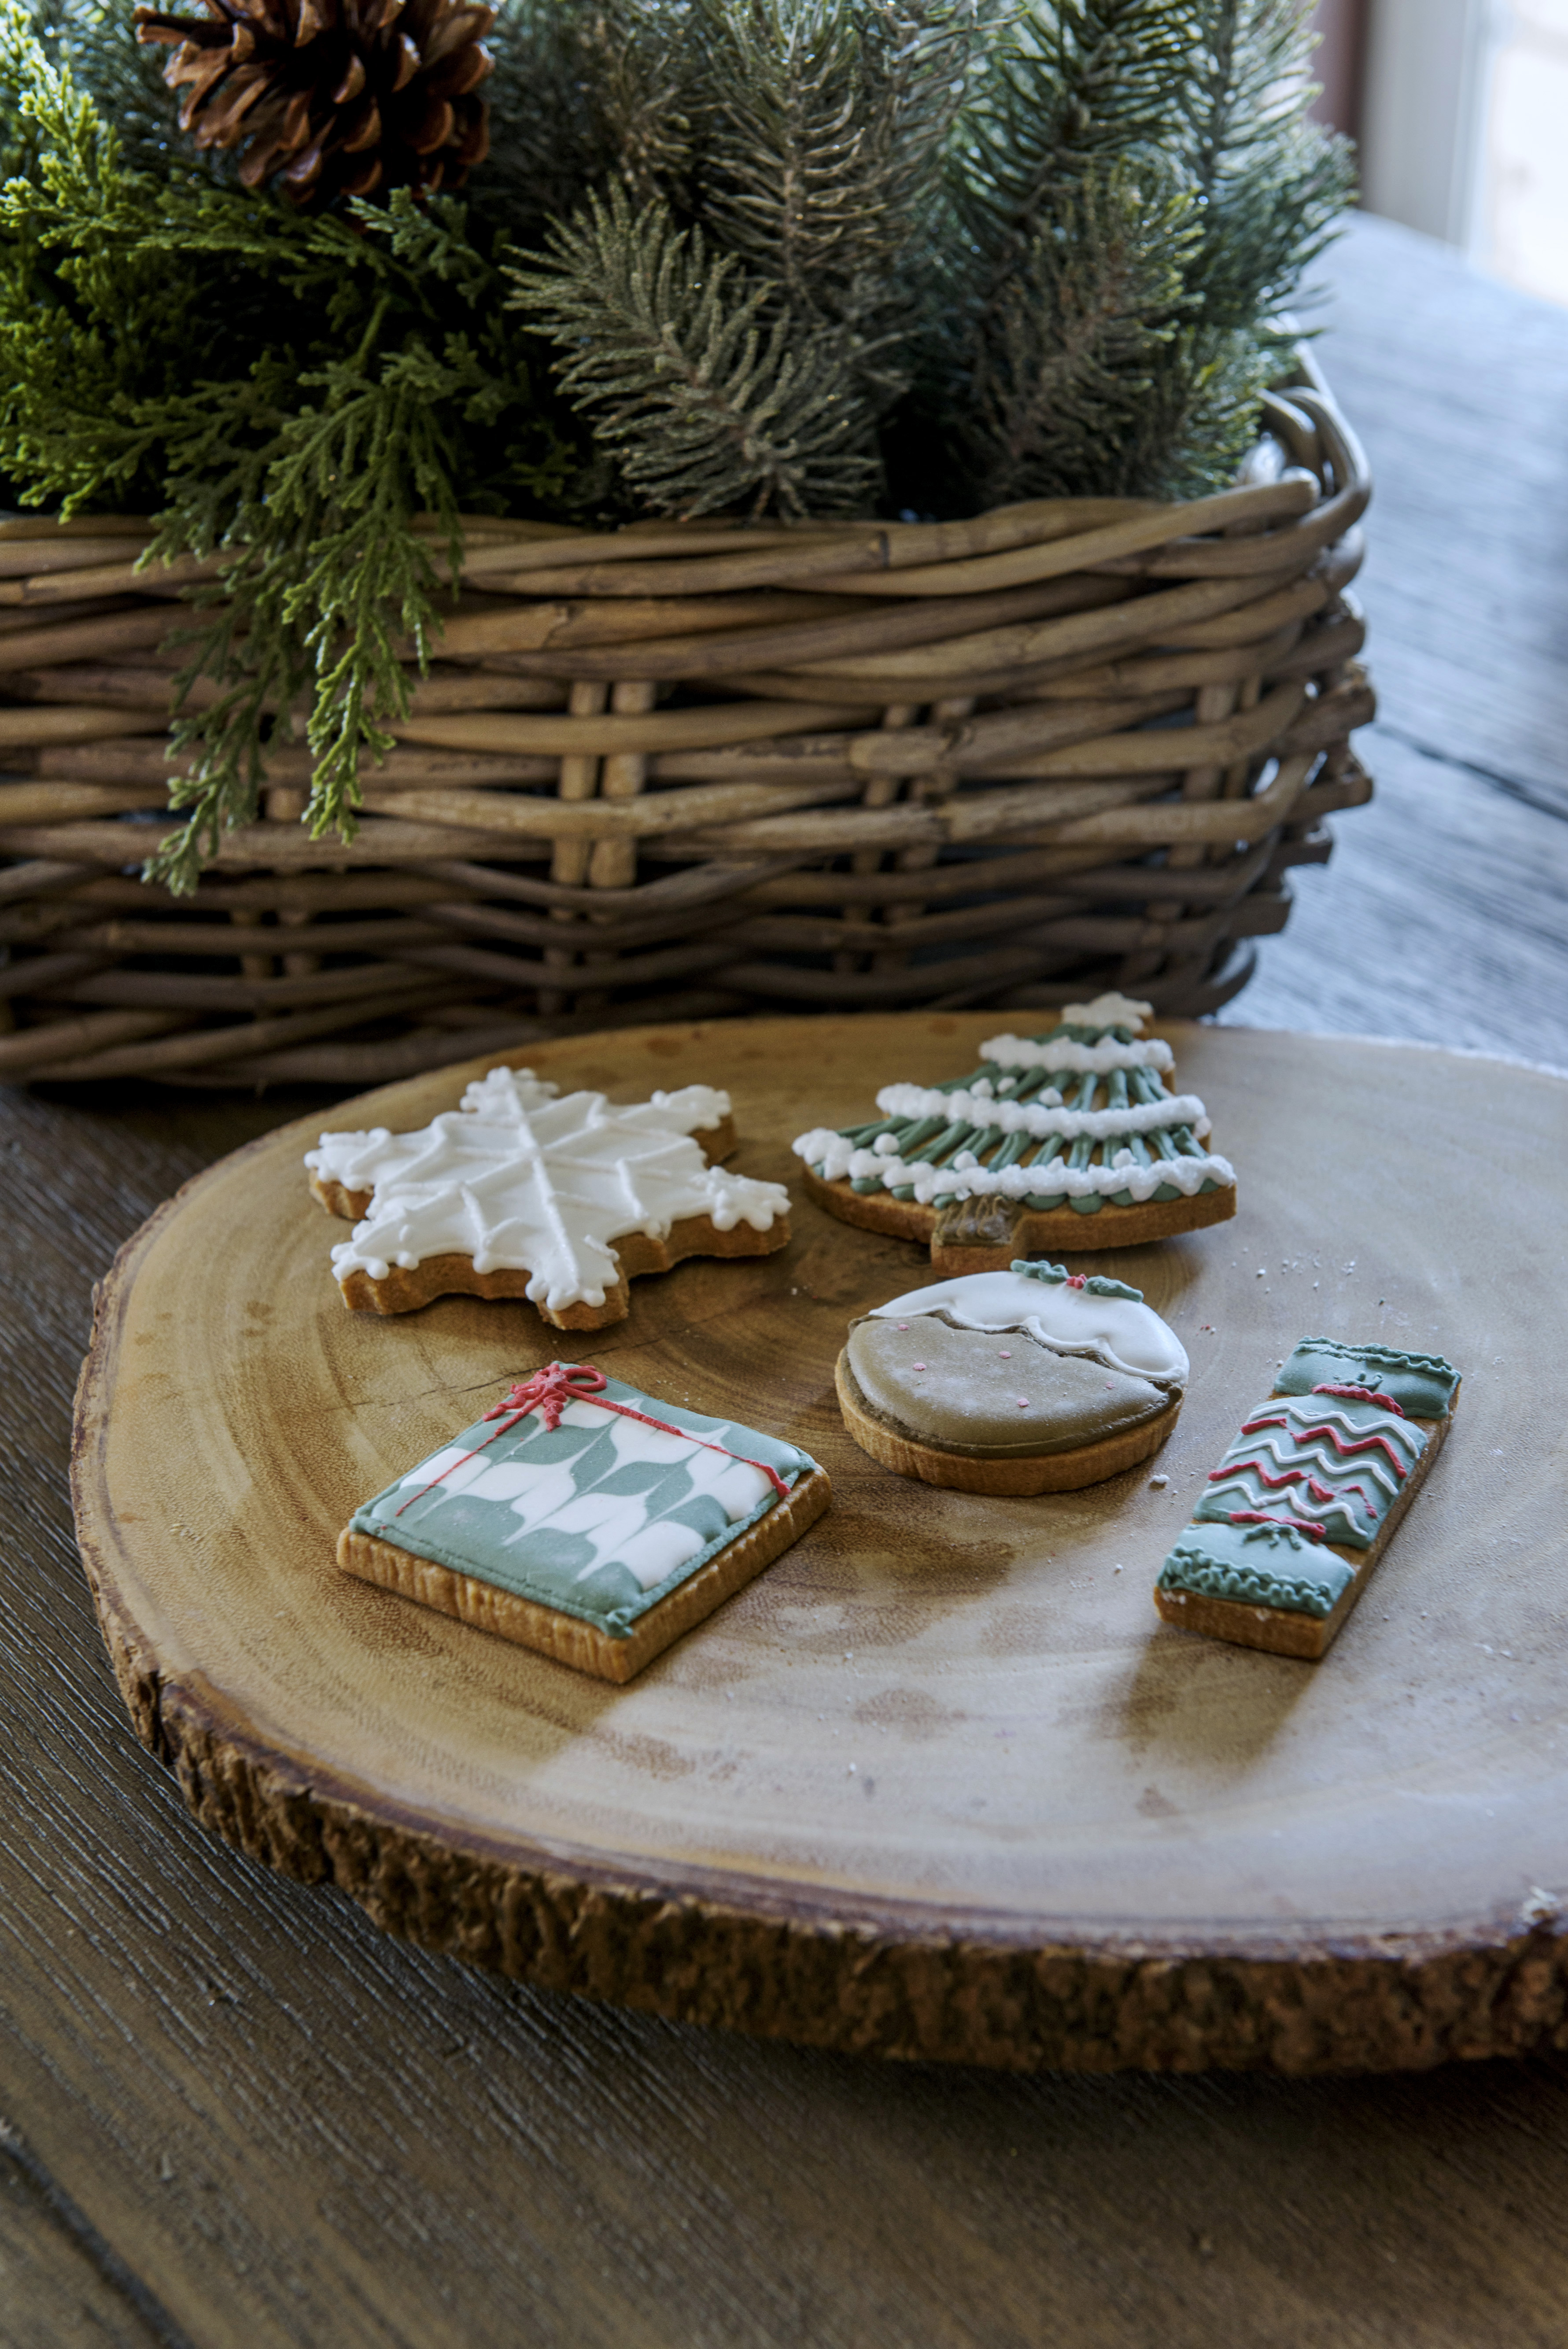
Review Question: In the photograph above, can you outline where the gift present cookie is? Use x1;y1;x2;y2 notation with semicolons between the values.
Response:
1154;1337;1461;1659
836;1258;1189;1494
306;1063;791;1329
793;992;1236;1274
339;1360;831;1682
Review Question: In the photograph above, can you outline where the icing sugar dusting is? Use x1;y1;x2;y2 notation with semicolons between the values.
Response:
306;1065;789;1312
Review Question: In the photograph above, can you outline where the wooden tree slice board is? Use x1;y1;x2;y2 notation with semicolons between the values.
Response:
71;1016;1568;2073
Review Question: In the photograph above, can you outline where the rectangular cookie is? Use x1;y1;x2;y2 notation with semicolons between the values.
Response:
1154;1337;1461;1659
339;1361;830;1682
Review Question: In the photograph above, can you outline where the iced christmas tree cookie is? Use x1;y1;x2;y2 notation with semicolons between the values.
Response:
792;995;1236;1272
306;1065;791;1330
837;1259;1188;1494
339;1361;831;1683
1155;1338;1461;1659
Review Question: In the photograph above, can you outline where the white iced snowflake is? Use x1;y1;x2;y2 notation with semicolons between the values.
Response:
307;1066;790;1314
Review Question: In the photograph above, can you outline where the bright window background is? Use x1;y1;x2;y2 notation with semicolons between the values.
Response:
1474;1;1568;304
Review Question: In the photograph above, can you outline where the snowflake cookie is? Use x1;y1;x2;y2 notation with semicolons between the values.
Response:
306;1064;791;1329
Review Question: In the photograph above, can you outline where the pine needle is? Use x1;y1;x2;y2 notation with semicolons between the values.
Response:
507;184;880;518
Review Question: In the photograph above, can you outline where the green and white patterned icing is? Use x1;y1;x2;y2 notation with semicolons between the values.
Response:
790;992;1234;1217
352;1375;816;1638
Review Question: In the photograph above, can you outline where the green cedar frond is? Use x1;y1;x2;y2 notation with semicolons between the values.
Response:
507;184;879;517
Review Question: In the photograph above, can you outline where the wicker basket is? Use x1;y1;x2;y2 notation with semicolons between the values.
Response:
0;360;1373;1087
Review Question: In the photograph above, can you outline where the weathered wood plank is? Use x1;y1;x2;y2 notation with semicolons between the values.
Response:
0;2121;178;2349
1310;212;1568;815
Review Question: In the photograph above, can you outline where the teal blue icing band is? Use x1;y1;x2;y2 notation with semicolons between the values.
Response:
1157;1521;1356;1618
351;1378;817;1640
1276;1336;1459;1419
1010;1258;1144;1302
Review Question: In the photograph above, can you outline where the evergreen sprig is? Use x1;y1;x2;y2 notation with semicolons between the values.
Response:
0;0;1355;884
944;0;1350;505
507;184;879;517
0;4;587;888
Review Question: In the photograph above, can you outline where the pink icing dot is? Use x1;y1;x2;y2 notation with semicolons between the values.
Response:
897;1322;908;1330
913;1362;926;1372
998;1349;1011;1358
1017;1398;1029;1409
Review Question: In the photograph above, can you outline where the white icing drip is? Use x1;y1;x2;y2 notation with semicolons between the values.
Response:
874;1082;1212;1144
867;1268;1188;1387
308;1065;787;1311
978;1035;1176;1076
1058;992;1153;1029
399;1398;774;1591
792;1125;1234;1204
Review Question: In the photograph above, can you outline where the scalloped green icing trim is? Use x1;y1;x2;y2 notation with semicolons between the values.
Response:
1277;1336;1459;1419
1157;1523;1356;1619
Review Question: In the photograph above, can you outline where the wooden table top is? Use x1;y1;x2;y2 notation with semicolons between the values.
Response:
4;212;1567;2347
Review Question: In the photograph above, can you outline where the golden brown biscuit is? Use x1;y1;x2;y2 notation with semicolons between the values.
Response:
305;1066;789;1329
835;1260;1188;1494
792;992;1235;1269
1155;1338;1461;1659
338;1361;830;1683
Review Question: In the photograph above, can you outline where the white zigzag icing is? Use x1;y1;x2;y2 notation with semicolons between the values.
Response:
1218;1426;1413;1504
1250;1395;1425;1465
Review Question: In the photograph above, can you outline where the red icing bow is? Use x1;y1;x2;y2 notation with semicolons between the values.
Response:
394;1360;790;1519
485;1360;607;1432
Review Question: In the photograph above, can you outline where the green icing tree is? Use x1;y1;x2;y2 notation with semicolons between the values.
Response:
803;1006;1226;1215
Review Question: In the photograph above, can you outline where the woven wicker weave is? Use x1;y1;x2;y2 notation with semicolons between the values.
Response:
0;361;1373;1087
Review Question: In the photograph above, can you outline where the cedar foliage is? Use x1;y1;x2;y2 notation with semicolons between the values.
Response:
0;0;1353;881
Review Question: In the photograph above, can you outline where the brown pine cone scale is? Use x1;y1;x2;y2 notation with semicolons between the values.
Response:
135;0;494;207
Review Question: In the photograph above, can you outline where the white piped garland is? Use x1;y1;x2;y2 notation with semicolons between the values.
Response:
874;1082;1212;1144
790;988;1235;1206
793;1126;1234;1203
978;1034;1176;1076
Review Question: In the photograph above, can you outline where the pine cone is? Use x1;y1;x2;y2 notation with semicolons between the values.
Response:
134;0;494;207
